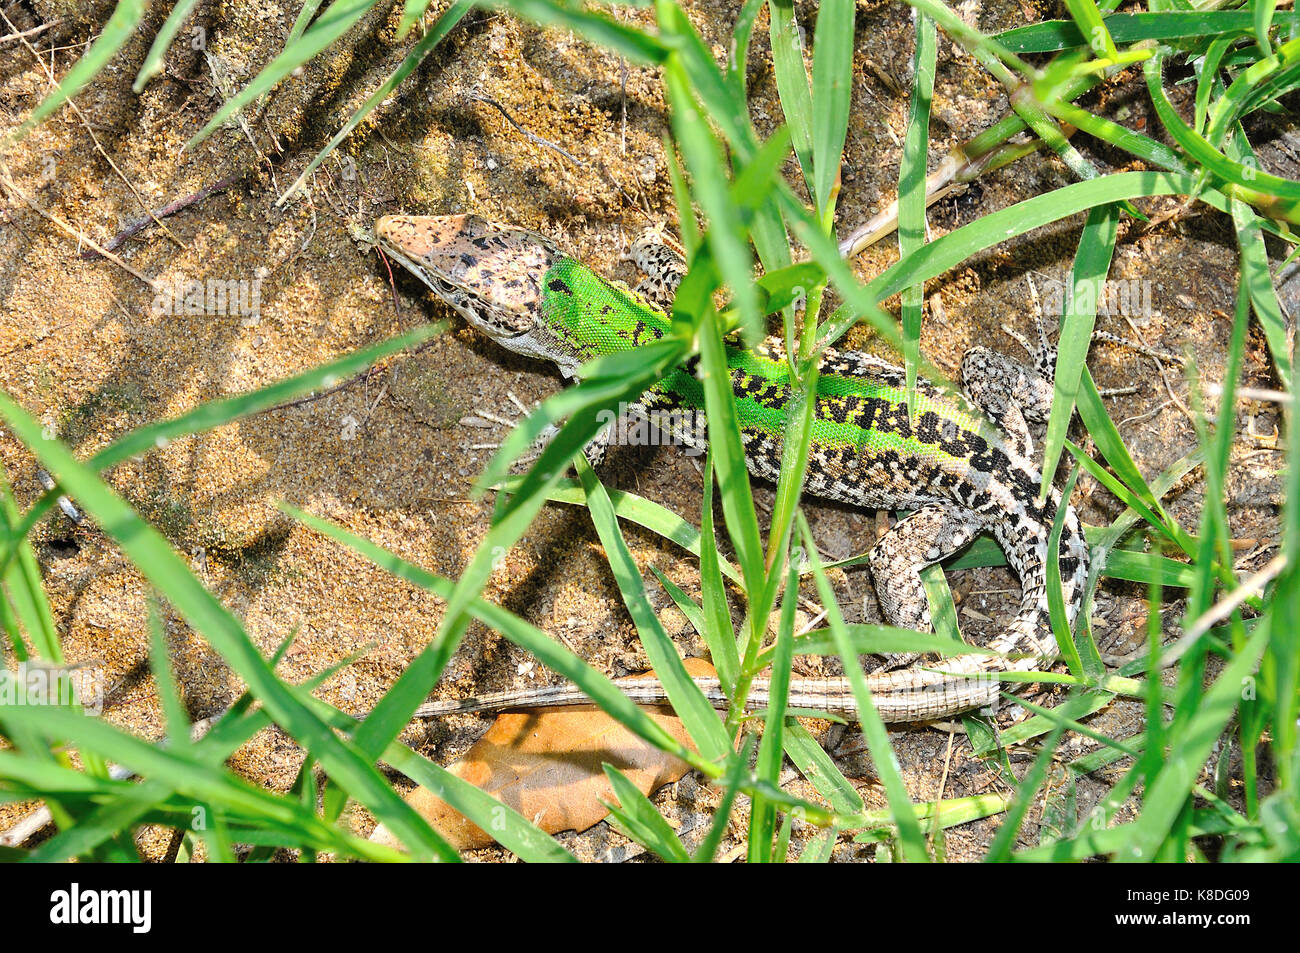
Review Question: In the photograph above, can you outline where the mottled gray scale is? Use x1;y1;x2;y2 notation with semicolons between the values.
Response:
867;502;986;670
629;231;687;311
961;346;1055;459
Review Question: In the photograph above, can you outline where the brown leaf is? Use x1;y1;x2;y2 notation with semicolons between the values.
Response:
372;658;716;851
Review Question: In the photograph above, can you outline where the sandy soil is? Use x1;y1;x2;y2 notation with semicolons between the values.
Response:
0;0;1284;861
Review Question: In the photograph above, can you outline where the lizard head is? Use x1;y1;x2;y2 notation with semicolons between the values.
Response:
375;213;562;339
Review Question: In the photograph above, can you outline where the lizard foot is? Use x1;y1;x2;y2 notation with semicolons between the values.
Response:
459;392;558;468
460;391;614;469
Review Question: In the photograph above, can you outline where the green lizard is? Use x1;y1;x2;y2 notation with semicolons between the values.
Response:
374;213;1090;722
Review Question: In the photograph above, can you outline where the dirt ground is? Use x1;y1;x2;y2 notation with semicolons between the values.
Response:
0;0;1285;861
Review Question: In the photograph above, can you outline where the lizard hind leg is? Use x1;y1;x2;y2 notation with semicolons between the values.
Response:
867;502;986;669
960;291;1059;460
960;345;1053;460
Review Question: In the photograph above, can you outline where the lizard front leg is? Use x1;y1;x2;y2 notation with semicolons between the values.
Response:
628;230;688;311
462;396;617;469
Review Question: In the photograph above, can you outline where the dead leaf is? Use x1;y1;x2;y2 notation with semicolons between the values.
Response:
372;658;716;851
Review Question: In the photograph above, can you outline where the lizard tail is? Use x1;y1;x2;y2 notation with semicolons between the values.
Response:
413;669;1011;723
987;491;1090;669
412;675;729;718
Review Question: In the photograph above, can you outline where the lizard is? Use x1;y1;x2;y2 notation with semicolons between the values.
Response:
374;212;1091;723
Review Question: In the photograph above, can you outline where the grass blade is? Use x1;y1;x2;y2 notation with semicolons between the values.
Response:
1040;203;1119;492
697;451;740;690
284;505;715;774
185;0;377;150
768;0;816;202
662;55;762;345
576;455;731;763
1122;624;1270;861
1227;128;1294;386
899;8;938;407
601;764;691;862
799;514;926;861
277;0;474;204
530;478;741;584
822;171;1201;347
749;558;798;862
133;0;204;92
809;0;855;219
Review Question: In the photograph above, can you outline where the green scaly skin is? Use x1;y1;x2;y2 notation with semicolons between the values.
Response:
375;213;1090;722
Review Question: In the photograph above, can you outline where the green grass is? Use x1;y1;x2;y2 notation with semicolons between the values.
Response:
1;0;1297;862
